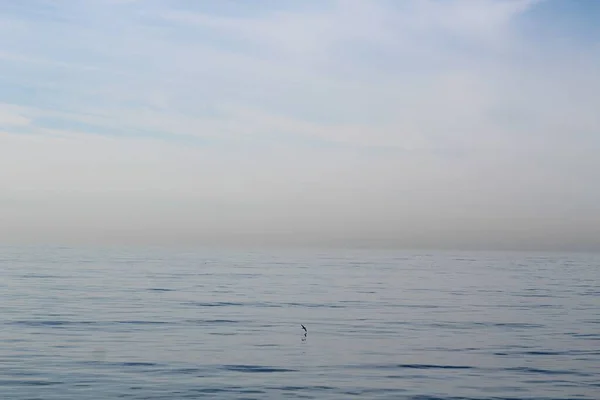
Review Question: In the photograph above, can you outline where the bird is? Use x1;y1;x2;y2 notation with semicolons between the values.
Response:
301;324;307;334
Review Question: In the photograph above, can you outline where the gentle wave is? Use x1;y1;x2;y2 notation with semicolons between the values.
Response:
220;365;298;373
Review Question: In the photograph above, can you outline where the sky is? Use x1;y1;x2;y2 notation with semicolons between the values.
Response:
1;0;599;251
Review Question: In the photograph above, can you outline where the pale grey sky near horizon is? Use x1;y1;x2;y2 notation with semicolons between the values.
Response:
1;0;599;251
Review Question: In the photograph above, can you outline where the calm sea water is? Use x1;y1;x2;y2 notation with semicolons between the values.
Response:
1;246;598;399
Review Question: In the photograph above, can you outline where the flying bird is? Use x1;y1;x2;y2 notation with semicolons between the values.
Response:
301;324;307;334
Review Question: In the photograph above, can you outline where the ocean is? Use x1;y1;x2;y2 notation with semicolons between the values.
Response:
1;246;598;399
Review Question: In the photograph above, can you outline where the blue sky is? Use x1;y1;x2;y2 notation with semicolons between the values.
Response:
1;0;599;249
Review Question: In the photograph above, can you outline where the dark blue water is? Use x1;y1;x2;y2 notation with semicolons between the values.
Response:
1;246;598;399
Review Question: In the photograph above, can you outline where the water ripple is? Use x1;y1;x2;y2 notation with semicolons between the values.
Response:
1;247;598;399
220;365;298;373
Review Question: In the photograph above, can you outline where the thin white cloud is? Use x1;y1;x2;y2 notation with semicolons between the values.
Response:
0;104;31;126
